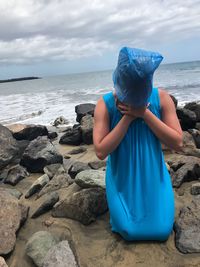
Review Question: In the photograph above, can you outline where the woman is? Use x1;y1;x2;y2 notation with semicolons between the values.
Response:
93;47;183;241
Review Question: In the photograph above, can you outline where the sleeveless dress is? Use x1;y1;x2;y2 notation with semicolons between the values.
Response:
102;87;175;241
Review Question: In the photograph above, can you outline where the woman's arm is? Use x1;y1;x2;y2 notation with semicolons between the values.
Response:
93;97;135;160
143;88;183;151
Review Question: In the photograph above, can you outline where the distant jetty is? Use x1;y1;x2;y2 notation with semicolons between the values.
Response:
0;76;41;83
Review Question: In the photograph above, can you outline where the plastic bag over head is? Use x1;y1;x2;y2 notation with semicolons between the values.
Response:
113;47;163;107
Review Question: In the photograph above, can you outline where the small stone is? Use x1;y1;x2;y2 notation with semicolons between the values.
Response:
190;182;200;195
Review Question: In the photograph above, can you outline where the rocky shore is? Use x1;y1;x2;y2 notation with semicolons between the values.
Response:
0;97;200;267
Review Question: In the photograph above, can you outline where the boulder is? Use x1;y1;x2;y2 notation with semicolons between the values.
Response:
169;156;200;188
0;189;28;255
176;107;196;130
188;129;200;149
75;169;105;189
25;231;58;267
0;124;20;170
80;114;93;144
68;161;91;179
43;240;78;267
52;187;108;225
31;192;59;218
174;195;200;253
25;174;49;198
184;101;200;122
4;164;29;185
43;164;65;179
7;124;48;141
20;136;63;172
75;103;95;123
88;160;106;170
59;126;82;145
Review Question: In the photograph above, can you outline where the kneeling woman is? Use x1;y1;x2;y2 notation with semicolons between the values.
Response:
93;47;183;241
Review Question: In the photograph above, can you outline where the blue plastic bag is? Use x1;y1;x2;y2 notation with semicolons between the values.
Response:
113;47;163;107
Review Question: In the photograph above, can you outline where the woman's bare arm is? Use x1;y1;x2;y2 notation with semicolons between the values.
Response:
143;88;183;151
93;97;135;160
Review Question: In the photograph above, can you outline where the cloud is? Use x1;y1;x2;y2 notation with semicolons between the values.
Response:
0;0;199;64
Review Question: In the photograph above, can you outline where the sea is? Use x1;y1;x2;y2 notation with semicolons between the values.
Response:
0;60;200;127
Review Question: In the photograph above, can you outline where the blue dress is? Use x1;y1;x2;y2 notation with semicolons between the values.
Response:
102;87;175;241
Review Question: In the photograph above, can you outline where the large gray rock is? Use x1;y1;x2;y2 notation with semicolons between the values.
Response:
0;124;19;170
20;136;63;172
52;187;108;225
25;231;58;267
43;240;78;267
43;164;64;179
75;169;105;189
176;107;197;130
80;114;93;144
7;124;48;141
68;161;91;179
4;164;29;185
169;156;200;188
37;171;70;199
0;189;28;255
31;192;59;218
174;196;200;253
88;160;106;170
75;103;95;123
25;174;49;198
188;129;200;149
59;126;82;146
184;101;200;122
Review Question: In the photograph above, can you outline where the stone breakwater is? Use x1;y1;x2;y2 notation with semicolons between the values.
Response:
0;97;200;267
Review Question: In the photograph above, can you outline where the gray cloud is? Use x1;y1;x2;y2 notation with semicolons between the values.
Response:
0;0;199;64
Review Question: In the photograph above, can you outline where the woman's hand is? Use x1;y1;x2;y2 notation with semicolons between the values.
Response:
117;101;150;119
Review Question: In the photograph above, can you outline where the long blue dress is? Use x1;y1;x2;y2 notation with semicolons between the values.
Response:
102;87;175;241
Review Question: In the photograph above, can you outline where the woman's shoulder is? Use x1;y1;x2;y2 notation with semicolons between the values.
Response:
158;87;173;111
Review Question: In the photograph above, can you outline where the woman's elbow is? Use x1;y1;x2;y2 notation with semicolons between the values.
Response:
94;146;107;160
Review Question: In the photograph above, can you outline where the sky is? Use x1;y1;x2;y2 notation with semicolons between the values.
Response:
0;0;200;79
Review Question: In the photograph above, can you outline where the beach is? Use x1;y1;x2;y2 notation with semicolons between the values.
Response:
0;63;200;266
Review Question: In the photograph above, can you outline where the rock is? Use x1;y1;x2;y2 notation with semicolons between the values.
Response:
37;171;70;198
4;188;22;199
75;103;95;123
80;114;93;144
75;169;105;189
68;161;91;179
0;257;8;267
0;189;28;255
188;129;200;149
196;122;200;130
184;101;200;121
182;131;197;149
20;136;63;172
25;174;50;198
43;164;65;179
88;160;106;170
7;124;48;141
170;156;200;188
68;146;87;155
0;124;20;170
59;126;82;145
52;187;108;225
52;116;69;127
48;131;58;140
43;240;78;267
176;107;196;130
31;192;59;218
4;164;29;185
190;182;200;195
25;231;58;267
174;195;200;253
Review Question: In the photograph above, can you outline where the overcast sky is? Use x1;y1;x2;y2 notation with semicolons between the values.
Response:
0;0;200;78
